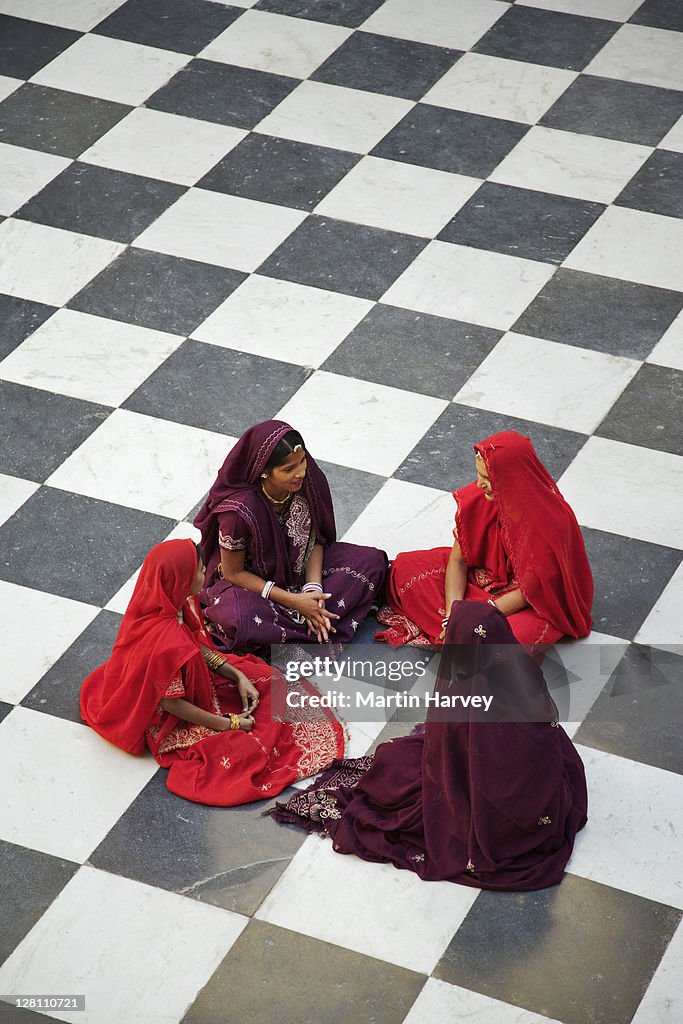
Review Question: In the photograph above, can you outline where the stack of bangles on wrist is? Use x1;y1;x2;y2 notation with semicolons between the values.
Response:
261;580;274;599
441;616;450;631
302;582;323;595
206;651;227;672
228;713;241;730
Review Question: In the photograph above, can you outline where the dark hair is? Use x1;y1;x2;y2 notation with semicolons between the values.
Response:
265;430;305;471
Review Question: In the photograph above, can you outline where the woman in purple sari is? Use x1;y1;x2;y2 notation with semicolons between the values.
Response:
269;603;587;891
194;420;387;654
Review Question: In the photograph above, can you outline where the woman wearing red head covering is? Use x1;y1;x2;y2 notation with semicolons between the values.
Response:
80;538;345;805
378;431;593;648
194;420;387;654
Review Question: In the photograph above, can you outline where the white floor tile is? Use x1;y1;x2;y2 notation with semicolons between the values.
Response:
455;332;639;433
0;75;22;102
544;632;627;733
0;581;98;704
382;240;555;330
192;274;373;367
564;206;683;293
404;978;563;1024
585;24;683;92
132;187;306;272
315;156;481;237
515;0;643;19
80;108;247;186
0;0;124;30
631;920;683;1024
0;143;70;217
570;745;683;909
0;473;38;527
0;308;183;406
277;371;447;476
256;836;479;973
659;115;683;154
342;479;456;557
254;80;413;154
200;10;351;78
46;409;234;519
490;126;652;203
361;0;510;50
0;866;247;1024
31;34;190;105
0;707;158;861
558;436;683;549
647;311;683;372
423;53;577;124
635;561;683;653
0;218;123;305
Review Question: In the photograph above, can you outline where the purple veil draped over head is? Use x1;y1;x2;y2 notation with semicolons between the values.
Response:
194;420;336;584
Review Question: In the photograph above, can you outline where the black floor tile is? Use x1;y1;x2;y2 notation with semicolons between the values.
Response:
22;610;123;724
198;134;359;211
0;701;12;724
0;382;111;482
315;459;386;537
15;162;184;244
183;919;425;1024
123;340;311;435
253;0;384;28
596;363;683;455
373;104;528;177
0;295;57;362
435;875;681;1024
258;216;428;300
395;404;587;491
574;644;683;773
615;149;683;218
0;839;78;966
0;84;132;158
629;0;683;31
93;0;243;54
540;75;683;146
513;269;683;360
0;487;174;605
147;59;298;128
311;31;462;101
322;304;501;399
473;6;618;71
89;772;305;916
438;182;605;265
68;248;246;335
0;16;80;79
582;527;681;641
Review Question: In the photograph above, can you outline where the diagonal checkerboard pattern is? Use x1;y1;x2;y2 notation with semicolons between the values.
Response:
0;1;681;1021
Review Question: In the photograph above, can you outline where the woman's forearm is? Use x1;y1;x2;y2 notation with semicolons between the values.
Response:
159;697;226;730
491;588;528;616
305;543;324;585
444;544;467;615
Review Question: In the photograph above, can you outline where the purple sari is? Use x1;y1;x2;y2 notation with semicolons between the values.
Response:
194;420;387;653
269;603;588;891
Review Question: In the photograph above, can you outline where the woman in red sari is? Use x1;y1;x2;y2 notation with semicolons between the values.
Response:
80;539;345;806
270;603;588;891
378;430;593;648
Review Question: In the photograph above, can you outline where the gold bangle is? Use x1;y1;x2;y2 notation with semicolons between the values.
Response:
229;713;241;731
206;651;227;672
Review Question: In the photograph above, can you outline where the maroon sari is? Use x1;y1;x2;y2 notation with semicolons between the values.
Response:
194;420;387;653
269;603;588;891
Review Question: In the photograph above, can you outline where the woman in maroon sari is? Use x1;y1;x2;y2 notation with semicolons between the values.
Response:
80;539;345;806
379;430;593;649
270;603;588;891
194;420;387;654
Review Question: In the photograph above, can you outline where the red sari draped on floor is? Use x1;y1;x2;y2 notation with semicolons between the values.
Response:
379;430;593;648
270;604;588;891
80;539;345;806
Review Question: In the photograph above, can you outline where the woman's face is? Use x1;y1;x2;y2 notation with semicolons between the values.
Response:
475;453;494;500
267;448;307;494
190;557;206;596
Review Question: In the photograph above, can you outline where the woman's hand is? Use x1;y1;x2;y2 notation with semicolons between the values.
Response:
218;711;255;732
237;712;254;732
233;670;259;712
294;592;339;641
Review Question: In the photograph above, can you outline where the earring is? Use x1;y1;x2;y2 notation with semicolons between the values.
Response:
261;473;268;479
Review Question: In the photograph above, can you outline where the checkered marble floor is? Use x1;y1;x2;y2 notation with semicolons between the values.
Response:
1;0;682;1021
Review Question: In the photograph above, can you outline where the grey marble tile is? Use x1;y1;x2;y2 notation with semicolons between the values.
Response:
0;295;56;362
183;919;426;1024
615;149;683;218
93;0;243;55
473;6;618;71
0;15;80;79
435;874;682;1024
596;363;683;456
315;459;386;537
254;0;384;29
0;700;12;724
629;0;683;32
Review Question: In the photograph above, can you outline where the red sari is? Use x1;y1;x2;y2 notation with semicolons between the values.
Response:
80;539;345;806
380;431;593;648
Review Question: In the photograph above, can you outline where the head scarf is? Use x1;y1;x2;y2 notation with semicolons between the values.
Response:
193;420;336;582
454;430;593;638
80;539;213;754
